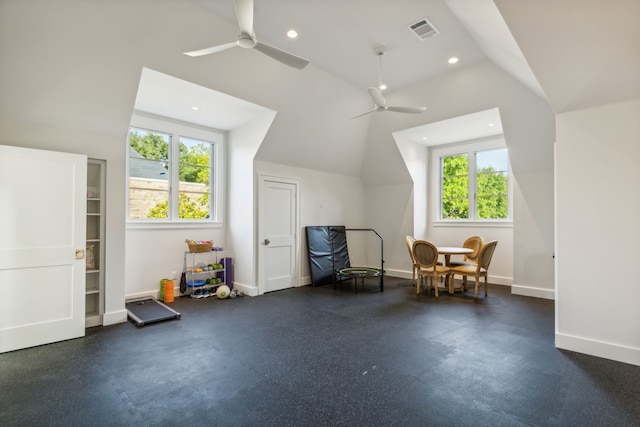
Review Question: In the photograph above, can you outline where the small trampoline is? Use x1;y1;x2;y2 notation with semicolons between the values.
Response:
337;267;383;293
306;226;384;293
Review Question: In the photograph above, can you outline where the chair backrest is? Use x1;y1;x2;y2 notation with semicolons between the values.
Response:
412;240;439;269
478;240;498;270
405;236;417;265
463;235;484;262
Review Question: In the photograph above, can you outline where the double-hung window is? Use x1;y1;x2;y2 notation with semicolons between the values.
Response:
433;139;510;223
127;113;223;225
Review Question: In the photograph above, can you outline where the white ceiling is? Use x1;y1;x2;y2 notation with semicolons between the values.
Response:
190;0;490;91
188;0;543;96
132;0;639;144
134;68;272;131
135;0;539;143
395;107;503;146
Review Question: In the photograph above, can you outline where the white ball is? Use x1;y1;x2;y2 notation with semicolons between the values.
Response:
216;285;231;299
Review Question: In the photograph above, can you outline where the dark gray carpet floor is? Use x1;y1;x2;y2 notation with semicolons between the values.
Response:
1;277;639;426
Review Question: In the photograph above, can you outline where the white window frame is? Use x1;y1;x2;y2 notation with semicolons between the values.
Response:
431;137;512;227
127;112;225;229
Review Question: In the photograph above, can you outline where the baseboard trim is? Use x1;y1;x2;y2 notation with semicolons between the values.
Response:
126;290;159;301
388;269;512;287
233;282;258;297
386;269;412;280
511;284;555;300
302;268;518;292
555;332;640;367
103;309;127;326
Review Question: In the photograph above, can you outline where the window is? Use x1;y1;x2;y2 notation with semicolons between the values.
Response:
475;148;509;219
433;140;510;222
127;114;223;224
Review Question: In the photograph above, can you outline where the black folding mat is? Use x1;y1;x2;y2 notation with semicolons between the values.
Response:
305;225;351;286
125;297;181;327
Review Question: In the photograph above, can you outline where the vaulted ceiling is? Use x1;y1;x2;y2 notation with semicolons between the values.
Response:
137;0;639;144
1;0;637;178
188;0;639;114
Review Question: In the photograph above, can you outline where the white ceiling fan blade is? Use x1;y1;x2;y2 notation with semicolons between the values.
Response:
184;42;238;57
386;106;427;114
349;109;378;119
234;0;254;36
254;41;309;69
367;87;387;108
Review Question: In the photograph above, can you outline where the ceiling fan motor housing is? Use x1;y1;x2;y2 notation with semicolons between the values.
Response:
237;34;256;48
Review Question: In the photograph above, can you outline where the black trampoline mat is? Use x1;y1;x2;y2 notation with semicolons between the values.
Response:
125;298;181;327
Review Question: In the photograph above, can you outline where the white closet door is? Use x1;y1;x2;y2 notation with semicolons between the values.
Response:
259;177;298;294
0;145;86;353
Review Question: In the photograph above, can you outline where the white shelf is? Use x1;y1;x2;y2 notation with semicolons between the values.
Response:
85;159;105;327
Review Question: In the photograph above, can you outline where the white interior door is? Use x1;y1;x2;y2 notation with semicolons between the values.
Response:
259;176;298;294
0;145;86;353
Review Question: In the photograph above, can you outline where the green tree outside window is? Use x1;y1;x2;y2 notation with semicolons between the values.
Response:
129;130;212;219
441;148;508;220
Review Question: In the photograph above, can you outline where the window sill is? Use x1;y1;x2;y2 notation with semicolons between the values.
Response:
433;220;513;228
126;220;223;230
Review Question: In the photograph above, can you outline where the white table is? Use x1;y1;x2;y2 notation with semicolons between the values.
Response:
437;246;473;266
437;246;473;294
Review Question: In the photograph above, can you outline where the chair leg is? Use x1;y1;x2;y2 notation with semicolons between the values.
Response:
433;273;439;299
474;276;480;300
484;275;488;296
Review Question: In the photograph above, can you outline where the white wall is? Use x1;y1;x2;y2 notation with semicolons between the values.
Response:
425;136;514;286
125;226;228;299
227;112;276;295
254;161;367;286
0;119;127;325
395;137;428;239
555;98;640;366
363;183;416;278
0;1;553;330
361;61;554;296
428;226;513;285
396;132;514;283
511;169;554;298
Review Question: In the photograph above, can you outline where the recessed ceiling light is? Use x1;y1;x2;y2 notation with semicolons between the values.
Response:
488;123;495;127
287;29;298;38
448;57;459;64
192;106;199;110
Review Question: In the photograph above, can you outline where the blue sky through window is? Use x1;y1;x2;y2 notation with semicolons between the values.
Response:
477;148;507;172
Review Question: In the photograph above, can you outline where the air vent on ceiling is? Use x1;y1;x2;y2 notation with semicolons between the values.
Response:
409;17;439;40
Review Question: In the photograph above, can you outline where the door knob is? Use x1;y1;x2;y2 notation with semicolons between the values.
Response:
264;239;270;245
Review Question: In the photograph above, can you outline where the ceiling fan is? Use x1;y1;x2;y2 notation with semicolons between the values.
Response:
184;0;309;70
351;47;427;119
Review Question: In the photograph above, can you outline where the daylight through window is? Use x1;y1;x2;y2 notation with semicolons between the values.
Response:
127;115;222;223
437;144;510;222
